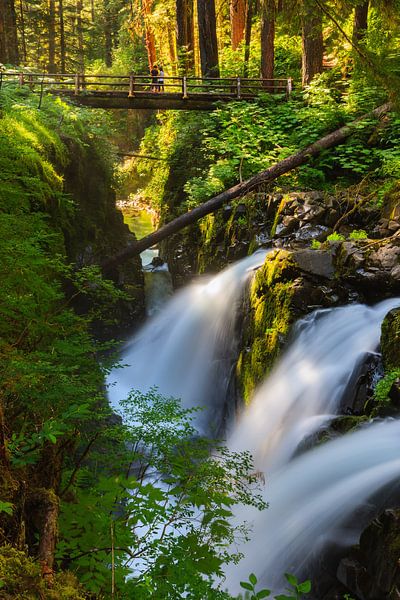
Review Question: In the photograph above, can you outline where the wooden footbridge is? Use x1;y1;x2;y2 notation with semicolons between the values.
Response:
0;71;293;110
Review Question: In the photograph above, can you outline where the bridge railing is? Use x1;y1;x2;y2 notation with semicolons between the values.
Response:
0;71;293;99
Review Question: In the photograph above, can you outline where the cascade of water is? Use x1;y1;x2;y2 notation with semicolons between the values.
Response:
225;419;400;593
107;250;269;433
228;298;400;472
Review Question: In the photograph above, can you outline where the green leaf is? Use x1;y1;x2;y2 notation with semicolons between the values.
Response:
298;580;311;593
240;581;254;591
249;573;258;585
285;573;298;586
256;589;271;598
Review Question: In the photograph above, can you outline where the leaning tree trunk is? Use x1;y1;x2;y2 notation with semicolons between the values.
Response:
353;1;369;44
176;0;195;72
102;103;391;271
0;0;19;64
197;0;219;77
230;0;246;50
301;0;323;86
260;0;275;86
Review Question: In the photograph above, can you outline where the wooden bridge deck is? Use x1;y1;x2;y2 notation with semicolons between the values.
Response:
0;72;293;110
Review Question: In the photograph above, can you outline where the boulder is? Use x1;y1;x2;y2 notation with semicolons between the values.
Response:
293;249;335;279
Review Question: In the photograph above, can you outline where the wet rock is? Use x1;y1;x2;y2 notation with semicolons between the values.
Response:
293;249;335;279
369;244;400;270
150;256;164;268
388;378;400;407
391;265;400;281
295;224;331;242
381;308;400;369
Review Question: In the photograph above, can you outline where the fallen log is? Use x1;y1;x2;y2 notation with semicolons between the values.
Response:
102;102;391;272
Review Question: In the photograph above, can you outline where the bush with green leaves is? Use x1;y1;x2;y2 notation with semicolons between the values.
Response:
239;572;311;600
57;389;268;598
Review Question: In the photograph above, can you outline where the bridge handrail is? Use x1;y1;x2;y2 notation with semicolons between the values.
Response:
0;70;293;100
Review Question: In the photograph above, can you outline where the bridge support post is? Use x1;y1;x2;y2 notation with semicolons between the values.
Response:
182;76;188;99
237;77;241;99
129;74;135;97
74;73;80;95
286;77;293;98
19;73;25;86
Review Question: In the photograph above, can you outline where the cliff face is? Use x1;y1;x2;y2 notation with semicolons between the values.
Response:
60;136;145;333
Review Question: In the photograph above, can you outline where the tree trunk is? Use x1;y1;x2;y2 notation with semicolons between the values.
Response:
59;0;65;72
197;0;219;77
353;1;369;44
168;24;177;74
48;0;56;72
0;0;19;64
35;489;59;571
143;0;157;70
104;0;112;67
260;0;275;85
101;103;391;272
230;0;246;50
19;0;26;63
76;0;84;72
301;0;323;86
243;0;253;77
176;0;195;72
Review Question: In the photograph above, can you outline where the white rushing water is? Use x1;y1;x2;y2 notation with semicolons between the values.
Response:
108;249;400;591
229;298;400;471
225;418;400;593
107;250;269;433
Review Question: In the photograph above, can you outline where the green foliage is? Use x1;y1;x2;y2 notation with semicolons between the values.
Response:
327;232;346;243
238;572;311;600
310;239;322;249
0;502;14;516
374;369;400;404
58;389;267;598
349;229;368;240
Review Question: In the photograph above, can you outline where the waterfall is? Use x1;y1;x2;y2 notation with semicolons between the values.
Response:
107;250;269;434
229;298;400;471
225;419;400;593
108;248;400;592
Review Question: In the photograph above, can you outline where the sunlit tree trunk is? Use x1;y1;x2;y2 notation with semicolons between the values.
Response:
230;0;246;50
243;0;253;77
197;0;219;77
19;0;26;63
301;0;323;86
76;0;84;72
0;0;20;64
143;0;157;70
353;1;369;43
48;0;56;72
260;0;275;85
59;0;65;72
103;0;112;67
168;24;177;74
176;0;194;72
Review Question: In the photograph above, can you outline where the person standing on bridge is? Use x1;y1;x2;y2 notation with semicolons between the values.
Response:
158;66;165;92
151;64;158;92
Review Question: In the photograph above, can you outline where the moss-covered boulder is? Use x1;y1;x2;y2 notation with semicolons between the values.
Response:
381;308;400;370
236;249;297;403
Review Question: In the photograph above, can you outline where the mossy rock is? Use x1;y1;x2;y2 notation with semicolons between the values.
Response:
0;545;85;599
236;250;296;403
381;308;400;369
